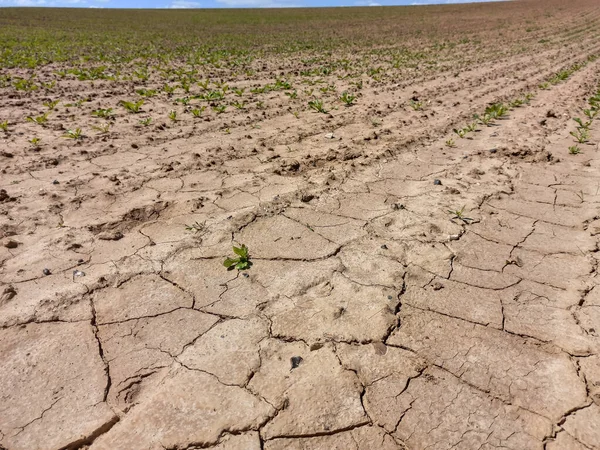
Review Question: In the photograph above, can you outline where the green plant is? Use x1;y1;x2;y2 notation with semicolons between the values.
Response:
185;221;204;233
29;137;41;146
453;128;467;139
43;99;59;110
139;117;152;126
233;87;245;97
223;244;252;271
26;112;50;125
409;99;423;111
169;110;178;121
92;123;110;134
464;122;477;133
569;145;582;154
213;105;227;114
570;128;589;143
285;90;298;99
448;206;473;223
0;121;9;132
445;138;456;148
63;128;83;139
308;98;328;113
232;100;246;110
573;117;592;131
120;99;144;113
92;108;113;119
191;106;206;117
340;92;356;106
584;108;598;120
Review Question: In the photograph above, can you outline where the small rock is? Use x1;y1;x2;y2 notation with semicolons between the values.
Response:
43;268;51;276
3;239;18;249
324;132;335;139
131;143;139;149
432;282;444;291
448;234;460;241
489;148;497;154
290;356;303;370
52;180;59;185
1;286;17;304
546;110;558;118
73;270;86;278
301;194;315;203
380;244;388;250
98;231;124;241
433;179;442;185
392;203;405;210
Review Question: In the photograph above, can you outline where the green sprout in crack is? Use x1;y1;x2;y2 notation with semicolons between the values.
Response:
185;221;204;233
223;244;252;271
448;206;473;224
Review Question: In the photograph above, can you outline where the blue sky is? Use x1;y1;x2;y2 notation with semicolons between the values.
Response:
0;0;500;9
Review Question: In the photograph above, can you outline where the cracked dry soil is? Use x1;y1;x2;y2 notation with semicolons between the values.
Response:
3;2;600;449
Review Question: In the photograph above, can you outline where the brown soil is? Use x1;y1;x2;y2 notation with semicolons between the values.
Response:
2;1;600;449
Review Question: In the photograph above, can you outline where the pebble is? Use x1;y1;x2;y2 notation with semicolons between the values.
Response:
43;268;51;276
433;179;442;185
380;244;388;250
52;180;59;185
290;356;303;370
3;239;18;249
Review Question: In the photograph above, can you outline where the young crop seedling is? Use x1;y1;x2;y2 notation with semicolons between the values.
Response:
285;90;298;99
445;138;456;148
0;121;9;132
573;117;592;131
340;92;356;106
120;100;144;113
63;128;84;139
26;112;50;125
43;100;59;110
139;117;152;126
92;123;110;134
570;128;589;143
453;128;468;139
213;105;227;114
308;98;328;114
191;106;206;118
223;244;252;271
185;221;204;233
92;108;114;119
569;145;582;154
168;110;178;122
409;99;423;111
29;137;41;146
584;108;598;120
448;206;473;224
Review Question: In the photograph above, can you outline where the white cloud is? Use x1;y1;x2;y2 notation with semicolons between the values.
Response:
0;0;46;5
169;0;200;7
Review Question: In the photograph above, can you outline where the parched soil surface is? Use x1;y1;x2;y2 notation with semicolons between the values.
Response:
2;1;600;449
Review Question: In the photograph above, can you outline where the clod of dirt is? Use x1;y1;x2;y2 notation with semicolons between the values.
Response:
290;356;303;370
3;239;19;249
301;194;315;203
1;286;17;305
0;189;15;202
98;231;124;241
546;109;558;118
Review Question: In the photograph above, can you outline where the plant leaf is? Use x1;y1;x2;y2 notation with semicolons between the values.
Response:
223;257;238;268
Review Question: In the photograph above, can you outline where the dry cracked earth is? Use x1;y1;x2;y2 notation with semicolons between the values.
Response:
3;10;600;450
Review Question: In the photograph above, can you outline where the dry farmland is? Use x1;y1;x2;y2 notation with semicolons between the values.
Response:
2;0;600;448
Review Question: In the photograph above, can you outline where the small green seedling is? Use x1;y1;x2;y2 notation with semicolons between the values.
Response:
453;128;468;139
27;112;50;125
223;244;252;271
63;128;83;139
308;98;328;114
0;121;8;132
569;145;582;155
139;117;152;126
29;137;41;146
213;105;227;114
168;110;178;122
340;92;356;106
448;206;473;223
445;138;456;148
120;99;144;113
573;117;592;131
185;221;204;233
92;108;114;119
43;100;59;110
583;108;598;120
409;100;423;111
570;128;589;143
92;123;110;134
